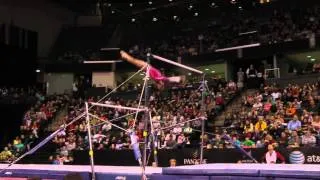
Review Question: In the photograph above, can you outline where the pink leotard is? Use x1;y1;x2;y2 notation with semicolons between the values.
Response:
148;66;168;81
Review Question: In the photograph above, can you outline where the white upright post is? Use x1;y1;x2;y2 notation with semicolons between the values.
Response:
273;54;278;78
85;102;96;180
199;75;206;164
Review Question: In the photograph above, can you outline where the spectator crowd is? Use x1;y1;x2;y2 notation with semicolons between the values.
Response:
0;74;319;165
48;76;237;165
0;88;69;163
221;82;320;153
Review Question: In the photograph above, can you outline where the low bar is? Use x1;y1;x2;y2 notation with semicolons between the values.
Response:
90;102;147;112
89;113;129;132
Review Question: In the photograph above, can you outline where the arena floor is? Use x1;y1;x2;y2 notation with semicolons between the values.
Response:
0;163;319;180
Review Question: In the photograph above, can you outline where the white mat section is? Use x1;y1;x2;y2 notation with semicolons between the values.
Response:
0;164;162;175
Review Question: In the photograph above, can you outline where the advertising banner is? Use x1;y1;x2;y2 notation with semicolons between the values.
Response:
72;147;320;167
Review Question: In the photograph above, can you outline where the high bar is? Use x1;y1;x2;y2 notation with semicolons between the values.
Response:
100;48;120;51
90;102;147;112
215;43;261;52
239;30;257;36
151;54;203;74
83;60;122;64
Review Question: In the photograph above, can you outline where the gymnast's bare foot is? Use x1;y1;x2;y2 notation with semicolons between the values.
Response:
120;50;132;61
167;76;186;84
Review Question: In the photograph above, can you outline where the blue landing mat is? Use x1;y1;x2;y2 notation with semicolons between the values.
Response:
159;164;320;180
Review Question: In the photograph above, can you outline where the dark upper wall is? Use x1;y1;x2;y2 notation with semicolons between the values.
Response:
0;0;75;57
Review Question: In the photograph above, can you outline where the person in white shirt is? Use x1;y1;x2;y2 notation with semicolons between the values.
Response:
264;144;285;164
253;101;263;109
271;91;281;100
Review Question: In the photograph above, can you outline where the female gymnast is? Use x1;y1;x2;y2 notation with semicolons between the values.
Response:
120;50;185;90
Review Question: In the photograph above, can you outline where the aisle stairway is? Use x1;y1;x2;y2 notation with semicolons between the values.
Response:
213;89;257;127
46;107;68;132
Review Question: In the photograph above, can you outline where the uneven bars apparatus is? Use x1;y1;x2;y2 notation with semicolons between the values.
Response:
143;52;205;169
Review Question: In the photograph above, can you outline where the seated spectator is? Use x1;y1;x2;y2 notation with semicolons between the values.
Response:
243;120;254;134
242;136;256;148
312;115;320;130
271;90;281;101
13;136;24;152
285;103;296;117
287;130;300;148
252;100;263;110
263;144;285;164
227;80;237;93
165;134;177;149
301;130;316;147
278;132;289;147
263;100;272;113
263;134;277;147
0;147;14;162
211;134;224;148
232;136;241;147
287;115;302;131
255;116;268;132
